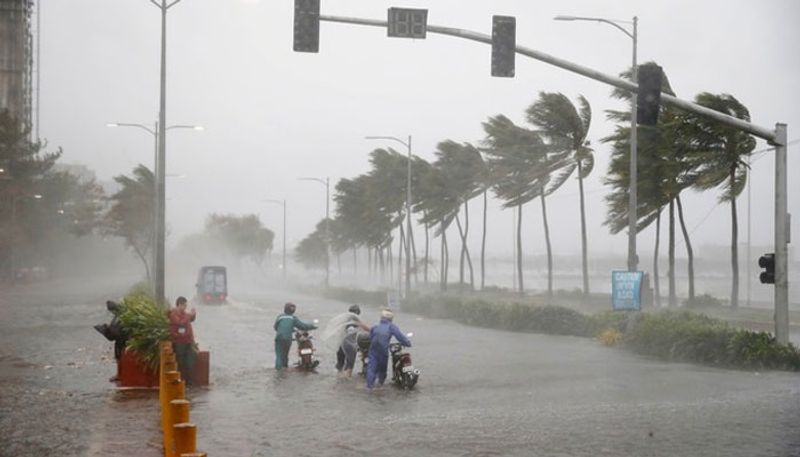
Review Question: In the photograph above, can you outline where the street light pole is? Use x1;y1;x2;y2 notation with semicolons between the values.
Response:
554;15;638;272
298;177;330;288
264;199;287;279
365;135;412;298
149;0;183;305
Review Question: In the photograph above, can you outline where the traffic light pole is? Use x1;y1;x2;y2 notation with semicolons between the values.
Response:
774;123;788;344
315;12;790;343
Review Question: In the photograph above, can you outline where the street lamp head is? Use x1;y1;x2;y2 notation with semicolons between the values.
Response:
106;123;120;127
554;15;578;21
192;125;205;131
33;194;43;199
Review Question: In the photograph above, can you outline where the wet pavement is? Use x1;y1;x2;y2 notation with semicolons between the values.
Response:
1;282;799;456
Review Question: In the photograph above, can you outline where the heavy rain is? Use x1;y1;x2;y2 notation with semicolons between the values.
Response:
1;1;799;456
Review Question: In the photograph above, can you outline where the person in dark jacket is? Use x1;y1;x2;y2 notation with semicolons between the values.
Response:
274;302;316;370
366;309;411;389
168;296;197;385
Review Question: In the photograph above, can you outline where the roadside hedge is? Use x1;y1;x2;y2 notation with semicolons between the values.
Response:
322;287;800;371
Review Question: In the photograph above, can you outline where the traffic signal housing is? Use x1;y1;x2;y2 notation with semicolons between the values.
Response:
491;15;516;78
637;63;663;126
293;0;320;53
758;253;775;284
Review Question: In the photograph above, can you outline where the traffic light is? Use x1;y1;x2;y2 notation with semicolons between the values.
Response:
758;253;775;284
387;7;428;39
491;15;516;78
293;0;320;53
636;63;663;126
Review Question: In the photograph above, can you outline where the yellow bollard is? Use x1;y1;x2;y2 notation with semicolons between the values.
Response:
173;423;197;456
163;372;185;457
170;399;190;425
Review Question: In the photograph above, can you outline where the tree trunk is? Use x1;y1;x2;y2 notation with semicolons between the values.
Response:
409;218;418;285
439;219;447;292
456;214;465;286
353;246;357;277
653;209;662;307
368;247;372;281
132;244;152;285
541;191;553;298
481;190;487;290
730;168;739;309
676;195;695;303
424;221;429;285
455;209;475;291
398;223;405;293
516;203;524;295
668;199;676;307
577;161;589;295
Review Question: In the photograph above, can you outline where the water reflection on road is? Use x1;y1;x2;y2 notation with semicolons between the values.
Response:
185;294;800;457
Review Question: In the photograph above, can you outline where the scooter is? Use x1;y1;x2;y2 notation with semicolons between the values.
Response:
390;333;420;389
294;320;320;371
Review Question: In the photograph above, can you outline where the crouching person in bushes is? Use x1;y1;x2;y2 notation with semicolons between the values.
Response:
169;296;197;386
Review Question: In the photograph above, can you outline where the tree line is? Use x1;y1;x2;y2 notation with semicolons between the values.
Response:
0;110;273;283
296;63;756;307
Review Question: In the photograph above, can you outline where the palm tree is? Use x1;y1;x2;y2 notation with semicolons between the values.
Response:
482;115;561;295
414;160;461;291
432;140;484;290
604;63;695;306
681;93;756;309
526;92;594;295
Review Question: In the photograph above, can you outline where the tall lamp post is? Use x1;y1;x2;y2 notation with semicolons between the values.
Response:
148;0;185;304
107;121;202;298
263;198;287;279
365;135;412;298
555;15;638;272
298;177;330;288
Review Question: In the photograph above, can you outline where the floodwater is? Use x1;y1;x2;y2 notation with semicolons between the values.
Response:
1;281;799;456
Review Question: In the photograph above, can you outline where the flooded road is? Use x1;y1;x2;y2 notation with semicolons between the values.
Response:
188;292;800;457
1;283;798;456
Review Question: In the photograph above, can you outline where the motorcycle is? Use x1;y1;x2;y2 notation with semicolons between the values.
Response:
294;320;320;371
390;333;420;389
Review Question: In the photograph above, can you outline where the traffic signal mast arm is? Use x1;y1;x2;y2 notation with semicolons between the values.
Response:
319;14;779;143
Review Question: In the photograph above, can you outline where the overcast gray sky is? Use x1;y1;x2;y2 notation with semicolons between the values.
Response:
40;0;800;263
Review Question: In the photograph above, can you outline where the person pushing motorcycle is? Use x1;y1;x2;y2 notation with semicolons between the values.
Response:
366;309;411;389
274;302;316;370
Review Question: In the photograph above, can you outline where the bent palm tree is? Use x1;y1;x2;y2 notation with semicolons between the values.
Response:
526;92;594;295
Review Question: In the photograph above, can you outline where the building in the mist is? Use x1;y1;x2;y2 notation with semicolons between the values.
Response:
0;0;35;130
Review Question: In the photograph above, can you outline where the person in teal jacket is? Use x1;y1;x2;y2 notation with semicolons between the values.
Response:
274;302;316;369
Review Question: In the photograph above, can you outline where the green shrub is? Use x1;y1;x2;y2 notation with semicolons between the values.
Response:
117;292;170;372
323;287;389;307
587;311;631;337
684;293;723;309
623;311;800;370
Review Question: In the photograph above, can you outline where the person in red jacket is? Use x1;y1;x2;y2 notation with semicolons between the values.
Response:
168;296;196;385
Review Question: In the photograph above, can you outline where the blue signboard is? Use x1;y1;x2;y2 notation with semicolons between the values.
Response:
611;271;644;311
